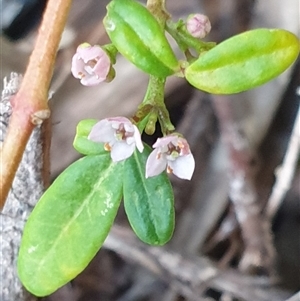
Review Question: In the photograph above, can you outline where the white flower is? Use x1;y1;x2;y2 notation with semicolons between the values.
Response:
71;43;111;86
146;135;195;180
88;117;144;162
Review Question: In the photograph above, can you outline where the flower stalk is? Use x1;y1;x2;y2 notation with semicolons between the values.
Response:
166;20;216;56
135;76;175;135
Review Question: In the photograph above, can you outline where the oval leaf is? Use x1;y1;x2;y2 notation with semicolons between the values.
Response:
104;0;180;77
73;119;107;156
123;146;175;245
185;28;299;94
18;155;123;296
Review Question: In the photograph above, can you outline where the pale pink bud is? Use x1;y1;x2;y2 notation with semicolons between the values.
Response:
186;14;211;39
88;117;144;162
146;135;195;180
71;43;111;86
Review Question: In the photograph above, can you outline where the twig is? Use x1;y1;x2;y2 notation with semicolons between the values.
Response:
0;0;72;209
212;96;276;275
104;225;290;301
266;103;300;220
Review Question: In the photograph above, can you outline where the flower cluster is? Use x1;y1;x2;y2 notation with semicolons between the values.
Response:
72;43;195;180
71;43;111;86
88;117;195;180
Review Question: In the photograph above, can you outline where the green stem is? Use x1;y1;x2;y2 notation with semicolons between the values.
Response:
102;44;118;64
143;76;165;106
166;20;216;56
135;76;175;135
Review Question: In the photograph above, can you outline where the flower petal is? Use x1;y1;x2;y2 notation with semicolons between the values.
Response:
88;117;144;161
111;142;135;162
88;119;115;144
77;45;104;62
177;137;192;156
168;154;195;180
71;53;86;79
153;136;177;148
108;116;131;126
93;55;111;79
145;148;167;178
133;125;144;153
80;74;103;86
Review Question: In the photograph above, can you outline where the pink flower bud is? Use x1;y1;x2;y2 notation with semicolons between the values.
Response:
71;43;111;86
88;117;144;162
146;135;195;180
186;14;211;39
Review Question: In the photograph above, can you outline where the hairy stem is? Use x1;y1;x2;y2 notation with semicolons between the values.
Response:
0;0;72;209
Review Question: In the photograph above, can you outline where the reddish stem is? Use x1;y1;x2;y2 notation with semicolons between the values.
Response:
0;0;72;209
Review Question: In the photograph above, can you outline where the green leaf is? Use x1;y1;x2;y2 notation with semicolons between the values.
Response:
104;0;180;77
185;28;299;94
73;119;106;156
123;146;175;245
18;155;123;296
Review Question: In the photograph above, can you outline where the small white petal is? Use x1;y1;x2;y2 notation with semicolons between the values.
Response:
108;116;130;124
133;125;144;153
111;121;121;129
124;122;134;132
146;149;167;178
168;154;195;180
111;142;135;162
126;136;135;145
80;74;103;86
153;136;177;148
84;65;94;74
88;120;115;143
71;53;86;79
77;44;103;62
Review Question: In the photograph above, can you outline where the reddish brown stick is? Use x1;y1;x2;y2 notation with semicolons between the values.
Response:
0;0;72;209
